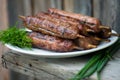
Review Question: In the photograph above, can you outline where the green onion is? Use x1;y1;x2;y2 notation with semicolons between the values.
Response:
71;52;103;80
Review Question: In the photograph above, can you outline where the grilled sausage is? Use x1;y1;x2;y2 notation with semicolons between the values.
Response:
36;12;79;25
48;8;100;32
28;32;80;52
36;12;95;36
19;16;84;39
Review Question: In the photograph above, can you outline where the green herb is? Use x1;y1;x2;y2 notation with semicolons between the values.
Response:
0;27;32;49
70;38;120;80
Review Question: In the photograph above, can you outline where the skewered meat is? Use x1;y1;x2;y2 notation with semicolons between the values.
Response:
36;12;79;25
19;16;84;39
36;12;115;39
28;32;81;52
48;8;100;32
36;12;93;36
75;36;100;50
76;38;97;50
97;26;112;38
36;13;110;39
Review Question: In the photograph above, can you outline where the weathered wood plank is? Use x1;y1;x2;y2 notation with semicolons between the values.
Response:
7;0;25;28
49;0;62;10
33;0;62;15
74;0;92;16
63;0;74;12
93;0;120;33
23;0;32;16
2;49;120;80
2;51;90;80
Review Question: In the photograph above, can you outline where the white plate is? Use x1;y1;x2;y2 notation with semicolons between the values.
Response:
5;30;118;58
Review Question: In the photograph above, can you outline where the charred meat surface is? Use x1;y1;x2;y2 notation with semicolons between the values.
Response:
48;8;100;32
20;16;83;39
36;12;94;36
28;32;80;52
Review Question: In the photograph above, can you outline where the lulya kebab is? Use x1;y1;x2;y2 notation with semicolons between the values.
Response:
36;12;95;36
35;12;117;39
28;31;99;51
19;15;102;50
19;15;84;39
19;17;99;49
19;14;104;41
28;31;83;52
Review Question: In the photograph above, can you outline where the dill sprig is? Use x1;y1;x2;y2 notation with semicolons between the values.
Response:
0;27;32;49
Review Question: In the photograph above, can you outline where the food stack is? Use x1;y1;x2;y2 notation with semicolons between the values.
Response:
19;8;115;52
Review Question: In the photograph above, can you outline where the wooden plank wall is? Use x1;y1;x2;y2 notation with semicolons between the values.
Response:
1;0;120;80
7;0;93;27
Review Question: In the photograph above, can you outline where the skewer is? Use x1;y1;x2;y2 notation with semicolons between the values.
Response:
99;26;120;37
94;37;110;42
73;44;97;50
99;26;110;29
19;15;25;20
108;32;120;37
73;46;84;50
77;34;85;38
88;44;97;48
86;29;94;32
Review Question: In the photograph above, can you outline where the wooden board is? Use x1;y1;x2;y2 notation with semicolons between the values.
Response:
33;0;62;15
74;0;92;16
2;49;120;80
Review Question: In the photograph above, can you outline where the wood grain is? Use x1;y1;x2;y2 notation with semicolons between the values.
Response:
32;0;62;15
2;49;120;80
7;0;24;27
23;0;32;16
74;0;92;16
63;0;74;12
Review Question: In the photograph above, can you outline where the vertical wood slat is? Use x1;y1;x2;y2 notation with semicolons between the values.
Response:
0;0;8;29
23;0;32;16
7;0;32;25
49;0;62;9
73;0;92;16
0;0;9;80
93;0;120;33
7;0;24;27
33;0;62;15
33;0;48;13
63;0;74;12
